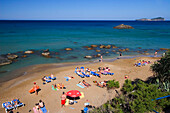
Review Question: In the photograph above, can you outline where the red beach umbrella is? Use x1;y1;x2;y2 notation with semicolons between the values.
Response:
66;90;81;98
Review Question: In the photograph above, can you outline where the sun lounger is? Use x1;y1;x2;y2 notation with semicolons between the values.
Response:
82;72;90;77
76;84;85;88
137;63;141;67
2;102;14;113
11;99;24;109
48;76;56;80
90;71;100;77
76;72;85;78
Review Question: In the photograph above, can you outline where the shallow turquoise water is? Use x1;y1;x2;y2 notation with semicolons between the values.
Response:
0;20;170;78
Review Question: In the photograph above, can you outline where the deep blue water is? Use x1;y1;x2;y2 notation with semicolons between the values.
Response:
0;20;170;78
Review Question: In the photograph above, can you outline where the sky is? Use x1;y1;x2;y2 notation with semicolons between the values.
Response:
0;0;170;20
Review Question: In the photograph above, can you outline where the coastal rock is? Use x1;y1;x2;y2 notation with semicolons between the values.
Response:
84;56;92;59
100;45;105;49
125;48;129;51
105;45;111;49
42;52;50;57
83;46;89;48
112;46;118;48
160;48;169;50
25;50;34;54
0;56;12;66
96;50;101;52
65;48;72;51
97;54;101;57
87;47;93;50
113;24;134;29
91;45;98;48
43;49;49;52
21;55;27;58
7;54;18;60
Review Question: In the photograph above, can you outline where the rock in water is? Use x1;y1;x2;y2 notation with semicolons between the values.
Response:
7;54;18;60
113;24;134;29
65;48;72;51
84;56;92;59
25;50;34;54
0;56;12;66
42;52;50;57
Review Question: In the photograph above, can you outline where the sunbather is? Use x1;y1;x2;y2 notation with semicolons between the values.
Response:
82;80;91;87
78;81;87;88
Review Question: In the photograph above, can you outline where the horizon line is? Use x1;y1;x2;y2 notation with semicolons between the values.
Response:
0;19;170;21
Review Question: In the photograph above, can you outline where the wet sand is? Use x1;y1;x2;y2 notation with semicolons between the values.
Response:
0;56;159;113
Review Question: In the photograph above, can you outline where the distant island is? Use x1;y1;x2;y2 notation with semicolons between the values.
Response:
136;17;165;21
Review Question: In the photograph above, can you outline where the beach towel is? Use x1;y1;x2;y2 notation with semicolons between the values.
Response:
76;84;85;88
52;85;57;91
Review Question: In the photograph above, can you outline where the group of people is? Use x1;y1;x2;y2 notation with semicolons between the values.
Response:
33;100;47;113
134;60;151;67
52;83;65;89
96;81;107;88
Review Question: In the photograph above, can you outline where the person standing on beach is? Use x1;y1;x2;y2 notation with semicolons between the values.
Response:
100;55;103;62
61;92;66;107
33;82;38;95
154;51;157;57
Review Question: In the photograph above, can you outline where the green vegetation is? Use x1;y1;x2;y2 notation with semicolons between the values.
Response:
151;50;170;92
107;79;120;90
90;50;170;113
90;80;170;113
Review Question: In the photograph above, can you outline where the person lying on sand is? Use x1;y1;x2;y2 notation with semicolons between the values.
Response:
78;81;87;88
68;75;75;79
96;81;107;88
82;80;91;87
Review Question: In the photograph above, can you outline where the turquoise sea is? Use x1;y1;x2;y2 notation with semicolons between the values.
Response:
0;20;170;81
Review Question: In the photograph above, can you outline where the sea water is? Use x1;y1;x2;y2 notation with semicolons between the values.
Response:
0;20;170;79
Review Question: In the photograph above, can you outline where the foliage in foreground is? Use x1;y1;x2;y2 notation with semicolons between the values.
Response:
107;79;120;90
151;49;170;92
90;80;170;113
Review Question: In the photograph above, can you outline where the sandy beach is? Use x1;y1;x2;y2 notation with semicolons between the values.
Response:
0;56;160;113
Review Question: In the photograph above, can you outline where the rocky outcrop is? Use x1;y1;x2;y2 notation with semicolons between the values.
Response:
84;56;92;59
113;24;134;29
65;48;72;51
160;48;169;50
91;45;98;48
96;50;101;52
25;50;34;54
0;56;12;66
7;54;18;60
87;47;93;50
42;52;50;57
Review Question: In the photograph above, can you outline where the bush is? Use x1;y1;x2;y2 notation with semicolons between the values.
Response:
151;49;170;92
107;79;120;89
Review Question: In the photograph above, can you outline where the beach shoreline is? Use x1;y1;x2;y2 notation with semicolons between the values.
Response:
0;56;160;113
0;54;161;84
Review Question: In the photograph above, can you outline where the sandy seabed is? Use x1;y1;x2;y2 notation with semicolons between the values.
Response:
0;57;159;113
